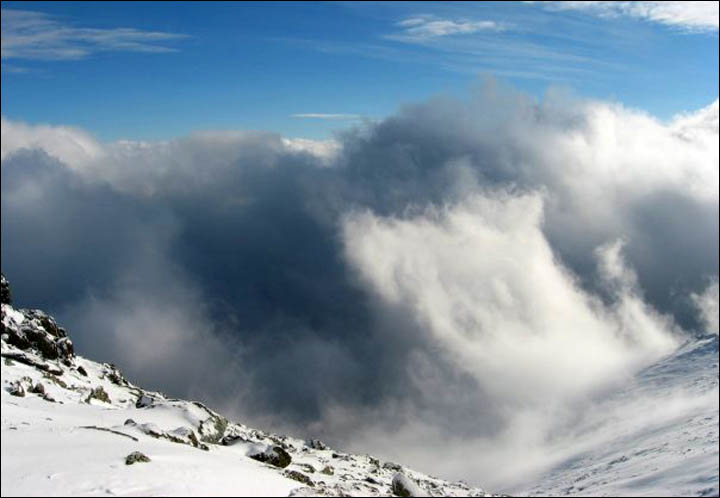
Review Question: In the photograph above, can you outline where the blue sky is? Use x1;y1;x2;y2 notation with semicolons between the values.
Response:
1;1;718;141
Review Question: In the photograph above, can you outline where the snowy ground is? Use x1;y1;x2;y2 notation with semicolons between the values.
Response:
518;334;719;497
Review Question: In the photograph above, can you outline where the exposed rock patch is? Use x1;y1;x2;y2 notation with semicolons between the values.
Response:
285;470;315;486
392;472;424;497
249;444;292;468
125;451;151;465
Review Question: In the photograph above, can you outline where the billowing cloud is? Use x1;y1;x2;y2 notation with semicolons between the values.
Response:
1;9;187;61
693;280;719;335
1;83;717;490
344;194;678;400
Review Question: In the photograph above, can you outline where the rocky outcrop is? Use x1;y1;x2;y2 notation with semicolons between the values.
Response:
392;473;424;497
248;444;292;468
1;278;74;362
285;470;315;486
1;274;11;305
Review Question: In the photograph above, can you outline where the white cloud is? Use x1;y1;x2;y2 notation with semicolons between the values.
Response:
0;117;341;192
692;280;719;335
0;116;105;167
282;137;341;163
538;1;719;33
343;193;678;404
390;15;504;41
1;9;187;60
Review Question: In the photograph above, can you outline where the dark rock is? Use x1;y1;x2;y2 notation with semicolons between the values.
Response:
221;434;250;446
1;274;11;305
391;473;423;497
38;314;61;338
105;369;126;386
8;381;25;397
4;327;31;350
308;438;329;450
249;445;292;468
2;308;74;361
86;386;111;404
77;366;88;376
383;461;403;471
285;470;315;487
198;413;228;444
29;382;45;395
23;325;59;360
320;465;335;476
125;451;151;465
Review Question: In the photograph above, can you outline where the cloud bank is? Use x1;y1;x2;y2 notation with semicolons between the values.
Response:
1;83;717;489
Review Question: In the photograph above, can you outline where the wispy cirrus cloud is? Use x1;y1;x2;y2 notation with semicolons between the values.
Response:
290;113;364;121
388;14;505;42
0;9;188;61
534;1;719;33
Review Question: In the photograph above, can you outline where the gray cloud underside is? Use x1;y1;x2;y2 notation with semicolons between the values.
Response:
1;85;718;489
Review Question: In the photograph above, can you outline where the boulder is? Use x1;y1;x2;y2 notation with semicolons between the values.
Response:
248;444;292;468
8;381;25;397
125;451;151;465
391;473;424;497
285;470;315;487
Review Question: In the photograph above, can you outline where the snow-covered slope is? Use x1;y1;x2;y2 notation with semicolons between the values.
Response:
0;274;496;497
520;333;719;497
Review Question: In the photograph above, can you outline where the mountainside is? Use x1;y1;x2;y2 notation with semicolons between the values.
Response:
520;332;719;497
0;274;496;497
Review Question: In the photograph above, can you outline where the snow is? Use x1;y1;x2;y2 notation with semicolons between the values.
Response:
517;335;719;497
1;399;294;497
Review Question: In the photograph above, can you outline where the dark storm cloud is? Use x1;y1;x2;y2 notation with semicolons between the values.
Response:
1;86;717;487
